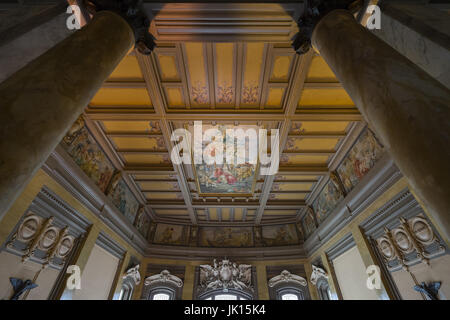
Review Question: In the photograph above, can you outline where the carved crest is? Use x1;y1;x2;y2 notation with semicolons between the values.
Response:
198;259;253;293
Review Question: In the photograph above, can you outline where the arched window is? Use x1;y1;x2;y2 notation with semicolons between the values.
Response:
316;277;331;300
142;270;184;300
199;288;253;300
118;264;141;300
268;270;309;300
310;265;331;300
118;281;134;300
148;287;176;300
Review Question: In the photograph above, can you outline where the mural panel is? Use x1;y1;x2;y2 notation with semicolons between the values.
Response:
313;180;344;224
134;207;151;239
153;223;189;246
190;124;258;196
107;174;140;224
302;208;317;239
337;128;384;193
198;227;254;247
63;117;115;193
261;224;299;246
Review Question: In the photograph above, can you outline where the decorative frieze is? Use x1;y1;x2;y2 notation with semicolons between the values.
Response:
376;214;445;271
6;212;76;269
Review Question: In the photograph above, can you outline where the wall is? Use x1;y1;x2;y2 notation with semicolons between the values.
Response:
0;168;144;300
139;257;311;300
332;246;378;300
64;244;120;300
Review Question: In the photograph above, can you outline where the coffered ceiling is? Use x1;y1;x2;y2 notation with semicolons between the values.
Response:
83;2;364;227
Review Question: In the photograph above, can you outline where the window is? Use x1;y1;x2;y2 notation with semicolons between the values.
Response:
118;279;135;300
281;293;299;300
276;288;304;300
199;289;253;300
152;293;171;300
316;278;331;300
148;288;175;300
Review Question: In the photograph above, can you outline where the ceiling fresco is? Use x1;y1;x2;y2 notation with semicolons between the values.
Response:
77;3;380;238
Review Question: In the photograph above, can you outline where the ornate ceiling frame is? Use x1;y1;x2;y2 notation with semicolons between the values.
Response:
82;2;365;228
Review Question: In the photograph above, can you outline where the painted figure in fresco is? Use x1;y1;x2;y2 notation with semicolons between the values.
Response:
314;181;343;223
337;129;384;193
205;227;251;247
303;208;316;237
161;227;175;243
66;127;114;192
274;225;293;244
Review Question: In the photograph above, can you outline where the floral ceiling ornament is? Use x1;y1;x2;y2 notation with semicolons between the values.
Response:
310;265;328;286
144;270;183;288
123;264;141;285
268;270;307;288
199;258;253;293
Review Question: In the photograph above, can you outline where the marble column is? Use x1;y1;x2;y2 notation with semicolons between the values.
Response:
371;3;450;89
0;11;135;220
310;10;450;243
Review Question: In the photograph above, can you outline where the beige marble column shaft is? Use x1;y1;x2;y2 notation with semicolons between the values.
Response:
0;11;134;220
311;10;450;243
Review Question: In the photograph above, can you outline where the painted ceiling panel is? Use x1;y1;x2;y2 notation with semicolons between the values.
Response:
154;209;189;216
270;54;294;82
215;43;235;107
90;88;152;106
276;174;319;181
138;181;180;191
145;192;183;200
241;42;265;107
265;86;286;108
184;42;210;107
102;121;161;134
164;86;186;108
108;55;143;81
280;154;330;165
221;208;231;221
82;39;366;229
306;56;338;83
264;210;298;216
111;137;166;151
209;208;218;221
298;88;355;107
290;121;350;134
285;138;340;151
272;182;314;191
122;154;170;165
133;174;176;180
269;193;308;200
234;208;243;220
157;54;181;81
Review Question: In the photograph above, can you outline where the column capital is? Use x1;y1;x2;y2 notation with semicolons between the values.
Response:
292;0;361;55
85;0;156;55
